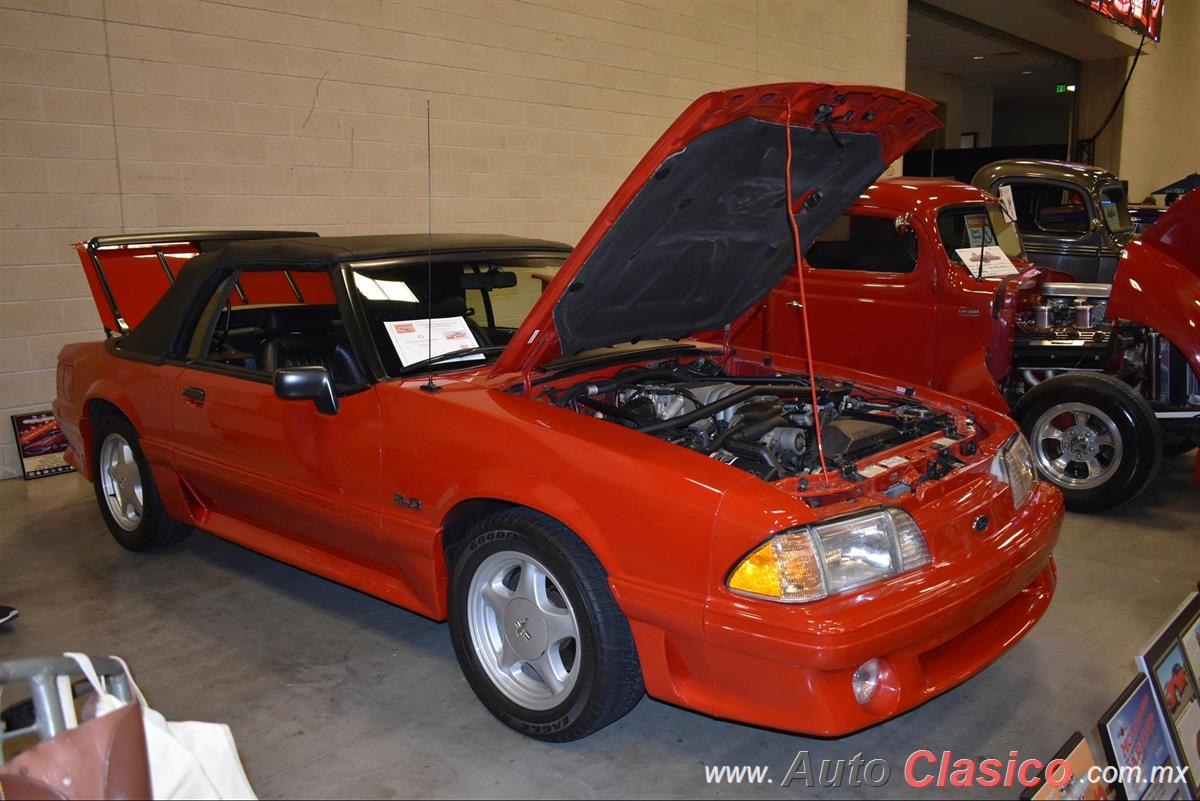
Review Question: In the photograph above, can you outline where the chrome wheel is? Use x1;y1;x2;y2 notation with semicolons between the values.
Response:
99;433;143;531
1031;402;1123;490
466;549;581;711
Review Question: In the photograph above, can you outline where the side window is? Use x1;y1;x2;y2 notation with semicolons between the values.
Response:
188;270;364;388
805;214;918;274
1004;183;1090;235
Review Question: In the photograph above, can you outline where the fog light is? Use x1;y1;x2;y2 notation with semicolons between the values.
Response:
852;659;881;705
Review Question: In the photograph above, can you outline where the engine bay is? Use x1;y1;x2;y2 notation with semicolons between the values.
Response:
544;358;955;481
1014;282;1115;372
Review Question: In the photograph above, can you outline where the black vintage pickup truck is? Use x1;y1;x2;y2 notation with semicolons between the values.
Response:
973;159;1163;283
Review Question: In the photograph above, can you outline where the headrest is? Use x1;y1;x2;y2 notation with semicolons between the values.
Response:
430;296;468;318
258;305;339;333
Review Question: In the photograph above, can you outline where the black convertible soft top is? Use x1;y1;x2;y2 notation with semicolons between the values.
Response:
118;233;571;359
202;233;572;272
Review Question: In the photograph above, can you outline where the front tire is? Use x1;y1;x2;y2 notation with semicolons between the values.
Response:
448;508;643;741
92;413;191;551
1013;373;1161;512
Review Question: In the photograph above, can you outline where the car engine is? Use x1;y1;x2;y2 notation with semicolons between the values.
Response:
547;359;951;481
1014;282;1114;372
1011;281;1200;409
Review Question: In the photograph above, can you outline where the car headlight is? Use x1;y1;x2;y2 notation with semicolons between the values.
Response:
727;508;932;603
991;433;1035;509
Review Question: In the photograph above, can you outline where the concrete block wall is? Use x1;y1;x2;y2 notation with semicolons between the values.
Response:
1116;0;1200;201
0;0;910;477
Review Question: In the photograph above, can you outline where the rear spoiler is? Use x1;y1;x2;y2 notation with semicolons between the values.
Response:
77;229;318;335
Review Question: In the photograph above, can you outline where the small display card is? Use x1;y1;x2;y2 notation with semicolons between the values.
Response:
384;316;483;367
955;246;1019;279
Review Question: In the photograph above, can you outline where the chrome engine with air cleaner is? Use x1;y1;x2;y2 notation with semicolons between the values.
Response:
1012;281;1200;424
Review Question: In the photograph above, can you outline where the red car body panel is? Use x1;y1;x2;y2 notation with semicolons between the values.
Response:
56;84;1063;736
1108;188;1200;382
77;242;202;332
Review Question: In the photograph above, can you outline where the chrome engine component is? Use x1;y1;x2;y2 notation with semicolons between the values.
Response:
1032;282;1111;329
759;427;808;459
1038;282;1112;299
1146;331;1200;407
1074;303;1095;329
1014;282;1114;373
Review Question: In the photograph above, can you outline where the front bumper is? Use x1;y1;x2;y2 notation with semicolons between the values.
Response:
701;483;1062;735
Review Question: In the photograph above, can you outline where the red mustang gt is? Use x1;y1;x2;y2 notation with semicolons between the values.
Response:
55;83;1062;741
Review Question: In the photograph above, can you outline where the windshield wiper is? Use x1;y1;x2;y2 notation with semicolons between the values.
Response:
395;346;506;376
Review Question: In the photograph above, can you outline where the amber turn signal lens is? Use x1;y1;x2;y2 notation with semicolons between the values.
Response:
728;509;931;604
727;531;826;603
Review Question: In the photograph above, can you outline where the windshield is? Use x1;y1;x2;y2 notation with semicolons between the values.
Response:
937;203;1025;270
350;257;565;377
1099;184;1133;232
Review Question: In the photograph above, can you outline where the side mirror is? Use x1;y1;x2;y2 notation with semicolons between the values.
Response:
274;366;339;415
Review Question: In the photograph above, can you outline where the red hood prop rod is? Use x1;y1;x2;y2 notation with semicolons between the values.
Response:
784;101;832;485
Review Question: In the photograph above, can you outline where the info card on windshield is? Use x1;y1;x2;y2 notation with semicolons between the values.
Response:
955;246;1018;278
385;316;483;367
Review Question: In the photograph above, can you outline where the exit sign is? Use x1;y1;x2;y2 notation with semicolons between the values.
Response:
1056;83;1067;93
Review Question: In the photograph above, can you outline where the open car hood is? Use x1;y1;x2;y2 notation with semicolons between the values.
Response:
1129;187;1200;280
497;83;938;372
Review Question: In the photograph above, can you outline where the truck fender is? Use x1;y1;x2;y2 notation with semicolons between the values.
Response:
941;348;1009;413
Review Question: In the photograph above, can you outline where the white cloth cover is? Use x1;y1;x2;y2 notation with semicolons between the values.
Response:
63;652;256;801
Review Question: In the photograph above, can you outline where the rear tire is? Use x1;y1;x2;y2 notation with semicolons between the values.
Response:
448;508;643;741
1013;373;1161;513
92;413;191;551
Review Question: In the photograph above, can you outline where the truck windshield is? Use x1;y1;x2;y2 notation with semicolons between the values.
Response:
1099;185;1133;232
937;203;1024;266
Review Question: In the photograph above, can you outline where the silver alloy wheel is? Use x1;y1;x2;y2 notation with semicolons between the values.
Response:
99;433;143;531
466;548;581;711
1031;402;1123;490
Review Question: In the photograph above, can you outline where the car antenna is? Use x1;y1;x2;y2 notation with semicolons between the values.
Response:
784;98;830;486
420;98;440;394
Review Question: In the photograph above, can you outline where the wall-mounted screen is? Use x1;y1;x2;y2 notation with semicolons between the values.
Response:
1076;0;1165;41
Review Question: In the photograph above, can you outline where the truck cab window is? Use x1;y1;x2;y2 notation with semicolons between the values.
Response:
805;214;918;273
1005;183;1091;235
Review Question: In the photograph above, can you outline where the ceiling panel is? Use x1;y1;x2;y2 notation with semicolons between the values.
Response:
907;8;1079;103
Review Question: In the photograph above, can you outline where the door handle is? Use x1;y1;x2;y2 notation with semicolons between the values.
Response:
180;386;205;403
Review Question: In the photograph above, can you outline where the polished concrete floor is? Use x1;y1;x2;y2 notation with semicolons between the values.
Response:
1;458;1198;799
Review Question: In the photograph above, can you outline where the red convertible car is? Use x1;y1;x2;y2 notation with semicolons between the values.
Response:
55;83;1062;741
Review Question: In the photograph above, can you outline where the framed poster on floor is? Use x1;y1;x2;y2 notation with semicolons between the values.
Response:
10;410;75;480
1021;730;1116;800
1137;592;1200;799
1098;676;1188;800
